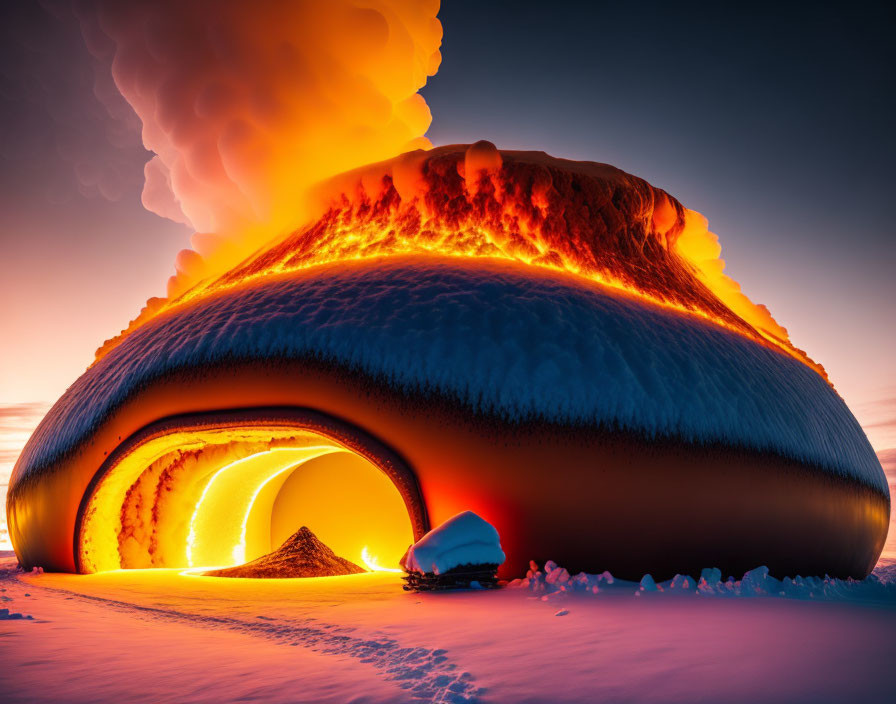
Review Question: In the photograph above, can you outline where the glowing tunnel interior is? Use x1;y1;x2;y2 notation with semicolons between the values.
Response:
77;416;421;574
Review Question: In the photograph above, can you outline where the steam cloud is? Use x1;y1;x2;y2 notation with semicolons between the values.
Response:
75;0;442;296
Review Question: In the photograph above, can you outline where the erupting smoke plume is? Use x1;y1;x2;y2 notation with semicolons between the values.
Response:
76;0;442;297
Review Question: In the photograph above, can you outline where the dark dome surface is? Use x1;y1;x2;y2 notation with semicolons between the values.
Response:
8;257;888;579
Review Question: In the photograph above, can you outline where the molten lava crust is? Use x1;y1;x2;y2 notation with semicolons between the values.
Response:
7;145;888;580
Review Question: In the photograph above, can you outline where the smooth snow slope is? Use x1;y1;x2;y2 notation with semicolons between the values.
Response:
12;257;885;493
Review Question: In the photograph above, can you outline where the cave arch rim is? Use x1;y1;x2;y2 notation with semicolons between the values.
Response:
73;405;431;574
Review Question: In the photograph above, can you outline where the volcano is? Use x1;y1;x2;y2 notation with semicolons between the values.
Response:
6;143;888;581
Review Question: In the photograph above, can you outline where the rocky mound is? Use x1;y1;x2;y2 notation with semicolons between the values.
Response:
204;527;364;578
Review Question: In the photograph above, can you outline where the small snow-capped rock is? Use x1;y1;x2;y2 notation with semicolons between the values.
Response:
741;566;773;595
403;511;505;576
545;564;570;585
669;574;694;590
638;574;659;592
698;567;723;592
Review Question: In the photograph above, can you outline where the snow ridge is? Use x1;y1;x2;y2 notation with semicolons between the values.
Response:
13;259;886;494
513;560;896;603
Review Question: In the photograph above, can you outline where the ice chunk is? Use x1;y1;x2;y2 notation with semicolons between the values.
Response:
669;574;694;591
640;574;657;590
404;511;505;576
638;574;659;592
741;566;773;595
698;567;722;592
545;563;570;585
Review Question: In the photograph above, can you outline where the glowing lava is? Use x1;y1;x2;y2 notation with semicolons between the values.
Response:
186;446;342;567
95;144;825;380
77;419;417;574
362;546;403;573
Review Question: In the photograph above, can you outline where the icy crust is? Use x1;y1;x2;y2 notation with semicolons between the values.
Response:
404;511;505;576
511;560;896;603
12;259;886;493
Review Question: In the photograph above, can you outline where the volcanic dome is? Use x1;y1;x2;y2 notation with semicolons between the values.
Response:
7;143;889;580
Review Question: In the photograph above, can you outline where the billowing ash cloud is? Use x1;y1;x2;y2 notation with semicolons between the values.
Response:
75;0;442;296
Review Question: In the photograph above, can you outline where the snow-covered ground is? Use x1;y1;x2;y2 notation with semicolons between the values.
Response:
2;552;895;703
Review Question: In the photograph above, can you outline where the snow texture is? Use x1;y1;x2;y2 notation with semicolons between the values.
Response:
0;557;482;703
13;259;886;494
873;557;896;584
5;554;896;703
512;560;896;603
404;511;506;575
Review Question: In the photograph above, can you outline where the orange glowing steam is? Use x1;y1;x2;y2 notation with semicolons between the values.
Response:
77;0;442;298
